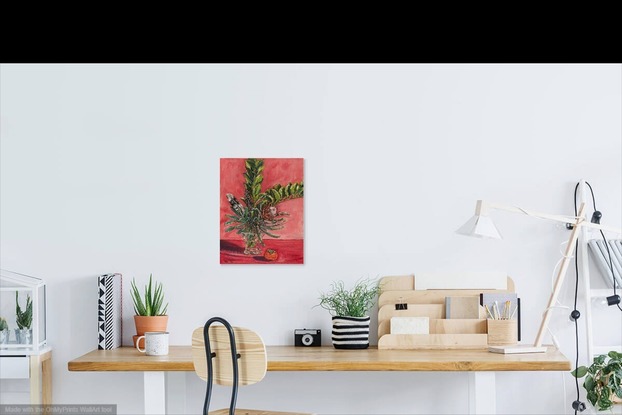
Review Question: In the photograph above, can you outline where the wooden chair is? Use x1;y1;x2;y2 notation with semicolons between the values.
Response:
191;317;311;415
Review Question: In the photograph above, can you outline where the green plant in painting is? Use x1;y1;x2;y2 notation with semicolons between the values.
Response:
130;274;168;316
317;278;382;317
571;351;622;411
224;158;304;255
15;292;33;330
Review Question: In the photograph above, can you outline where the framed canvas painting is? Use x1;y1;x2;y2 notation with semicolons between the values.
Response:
220;158;304;264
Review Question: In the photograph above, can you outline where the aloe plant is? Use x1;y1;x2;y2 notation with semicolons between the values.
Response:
224;158;303;254
0;317;8;331
15;292;33;329
130;274;168;316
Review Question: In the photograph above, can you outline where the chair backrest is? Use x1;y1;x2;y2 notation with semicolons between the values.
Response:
191;323;267;387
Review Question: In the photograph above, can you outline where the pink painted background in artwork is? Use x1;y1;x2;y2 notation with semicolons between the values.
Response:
219;158;304;240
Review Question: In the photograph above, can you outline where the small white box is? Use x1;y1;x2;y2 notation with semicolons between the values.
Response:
390;317;429;334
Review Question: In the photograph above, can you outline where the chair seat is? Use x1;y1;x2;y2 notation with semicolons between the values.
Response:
209;409;312;415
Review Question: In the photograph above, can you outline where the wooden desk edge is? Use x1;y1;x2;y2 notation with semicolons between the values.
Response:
68;345;570;372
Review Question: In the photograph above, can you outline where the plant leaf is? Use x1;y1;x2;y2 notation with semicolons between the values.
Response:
131;279;147;315
586;389;598;406
598;393;612;411
145;275;153;316
570;366;587;378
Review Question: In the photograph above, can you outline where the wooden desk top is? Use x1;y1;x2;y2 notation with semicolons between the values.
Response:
68;345;570;372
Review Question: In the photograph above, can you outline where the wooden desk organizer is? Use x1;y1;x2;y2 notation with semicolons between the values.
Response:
377;273;515;350
487;319;518;346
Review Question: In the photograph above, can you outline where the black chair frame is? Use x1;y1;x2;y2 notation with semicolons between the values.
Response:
202;317;241;415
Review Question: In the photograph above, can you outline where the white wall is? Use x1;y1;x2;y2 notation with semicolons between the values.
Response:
1;64;620;414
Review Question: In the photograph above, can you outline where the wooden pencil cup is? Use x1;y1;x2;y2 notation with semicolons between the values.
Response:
487;319;518;346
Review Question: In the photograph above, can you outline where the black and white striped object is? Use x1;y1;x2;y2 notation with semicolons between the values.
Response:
331;316;370;349
97;273;123;350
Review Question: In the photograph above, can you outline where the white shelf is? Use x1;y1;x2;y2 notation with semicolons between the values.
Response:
0;345;51;356
590;289;620;298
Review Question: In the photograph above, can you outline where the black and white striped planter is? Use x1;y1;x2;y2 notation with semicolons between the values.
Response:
331;316;370;349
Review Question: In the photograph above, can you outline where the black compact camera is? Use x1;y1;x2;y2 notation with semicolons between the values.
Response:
294;329;321;347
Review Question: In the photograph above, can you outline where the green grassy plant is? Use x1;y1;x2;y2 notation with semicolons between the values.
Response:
317;278;381;317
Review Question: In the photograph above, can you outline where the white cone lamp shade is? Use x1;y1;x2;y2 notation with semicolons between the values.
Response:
456;214;503;239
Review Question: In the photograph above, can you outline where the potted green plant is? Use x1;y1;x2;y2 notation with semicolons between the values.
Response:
317;278;382;349
130;274;169;348
15;292;33;344
0;316;9;344
571;351;622;411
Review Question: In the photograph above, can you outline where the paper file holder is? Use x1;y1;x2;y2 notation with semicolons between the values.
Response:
377;273;515;350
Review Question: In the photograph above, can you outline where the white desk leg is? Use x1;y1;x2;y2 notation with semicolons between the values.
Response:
144;372;166;415
166;372;186;414
468;372;496;414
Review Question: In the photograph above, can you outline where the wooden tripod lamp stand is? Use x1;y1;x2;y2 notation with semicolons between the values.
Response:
457;199;620;354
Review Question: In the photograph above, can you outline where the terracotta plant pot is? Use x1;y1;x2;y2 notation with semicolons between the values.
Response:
133;315;168;348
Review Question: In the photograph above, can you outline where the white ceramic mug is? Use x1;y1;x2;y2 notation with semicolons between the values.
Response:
136;331;169;356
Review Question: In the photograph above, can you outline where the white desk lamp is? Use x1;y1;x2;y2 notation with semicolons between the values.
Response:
457;200;620;354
